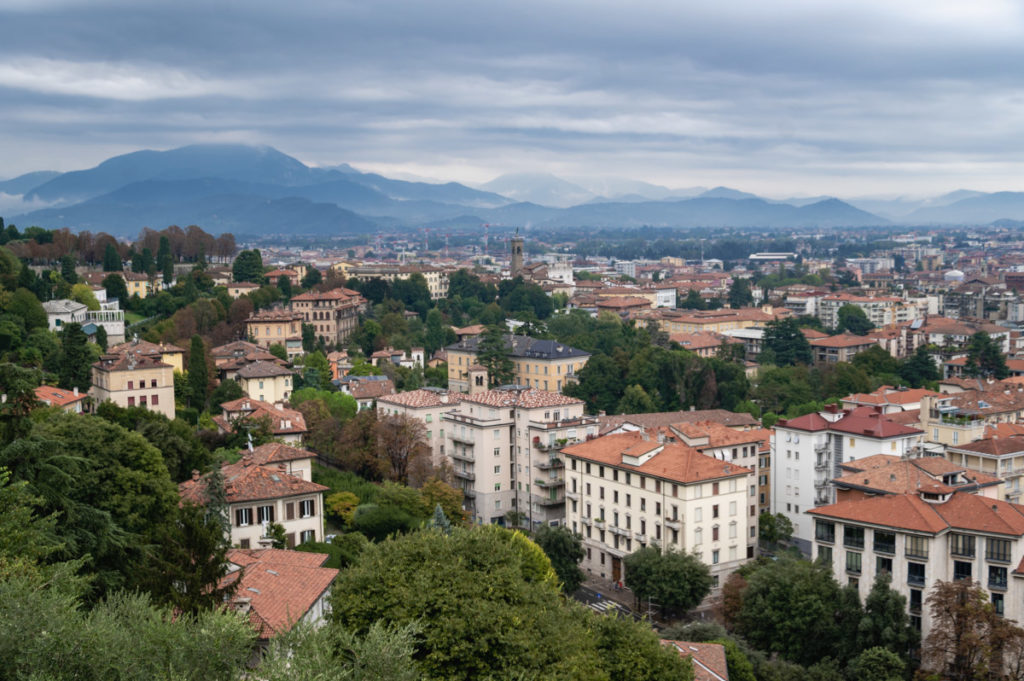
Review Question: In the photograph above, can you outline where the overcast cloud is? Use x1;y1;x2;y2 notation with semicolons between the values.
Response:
3;0;1024;197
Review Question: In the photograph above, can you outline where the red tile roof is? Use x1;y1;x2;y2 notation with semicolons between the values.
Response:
215;398;307;435
829;408;923;438
377;389;463;409
223;548;338;639
810;334;879;349
248;442;316;466
178;455;327;505
662;641;729;681
461;387;584;409
843;386;942;407
562;432;752;484
777;411;831;432
810;491;1024;536
92;351;172;372
349;378;397;400
599;410;760;435
34;385;86;407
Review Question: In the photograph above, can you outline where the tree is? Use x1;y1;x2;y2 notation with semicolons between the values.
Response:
69;282;100;310
300;350;332;391
476;325;514;387
900;345;940;387
728;277;754;308
623;546;713;616
846;646;905;681
737;557;847;667
533;524;585;594
758;511;793;549
857;572;918;661
681;288;706;309
277;274;292;299
964;331;1009;379
616;383;658;414
57;322;92;391
209;378;243;408
188;335;209;409
94;325;107;352
102;273;129;303
375;414;429;484
922;579;1024;681
142;501;236;615
760;318;812;366
268;343;287;360
420;477;467;525
5;287;47;331
60;254;78;284
102;242;121;271
565;353;626;414
326;491;360;526
301;267;322;289
331;526;692;681
836;304;873;335
231;248;264;283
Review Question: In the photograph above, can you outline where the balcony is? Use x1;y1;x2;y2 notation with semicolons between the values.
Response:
814;443;829;456
535;495;565;507
907;573;925;587
581;516;592;526
462;488;476;499
453;469;476;481
814;458;829;472
535;457;565;470
450;431;476;445
634;532;647;542
450;450;474;463
534;478;564;489
989;577;1008;591
609;527;629;537
565;492;580;501
664;518;681;530
593;518;606;528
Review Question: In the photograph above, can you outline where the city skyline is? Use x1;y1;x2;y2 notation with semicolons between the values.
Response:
3;1;1024;196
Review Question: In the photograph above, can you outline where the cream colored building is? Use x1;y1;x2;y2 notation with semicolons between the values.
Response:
563;430;756;590
446;334;590;393
236;361;295;404
108;338;186;373
227;282;261;298
346;264;450;300
90;351;176;419
377;388;463;468
442;386;596;527
245;308;304;359
289;287;365;345
920;392;1024;448
179;449;328;549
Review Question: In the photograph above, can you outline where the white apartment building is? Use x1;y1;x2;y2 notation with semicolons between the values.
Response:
377;388;464;469
772;406;924;553
563;430;756;590
816;294;920;330
443;386;597;527
809;490;1024;641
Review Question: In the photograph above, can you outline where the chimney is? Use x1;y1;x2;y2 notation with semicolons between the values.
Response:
73;387;79;396
242;452;254;467
233;597;252;614
191;469;200;481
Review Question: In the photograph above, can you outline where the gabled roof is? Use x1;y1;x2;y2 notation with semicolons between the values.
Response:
349;378;396;400
237;360;295;379
108;339;186;356
223;548;338;640
42;299;87;314
949;435;1024;457
810;334;878;349
377;388;463;408
178;455;327;505
248;442;317;466
829;407;923;438
810;491;1024;536
93;351;172;372
662;641;729;681
598;409;760;435
34;385;86;407
460;386;583;409
776;412;831;432
446;333;590;360
215;398;307;435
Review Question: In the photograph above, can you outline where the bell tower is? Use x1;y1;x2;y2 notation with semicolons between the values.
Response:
510;228;524;278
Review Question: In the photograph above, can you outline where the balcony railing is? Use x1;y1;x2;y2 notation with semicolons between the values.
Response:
664;519;681;530
453;469;475;481
874;540;896;555
989;577;1008;591
535;495;565;507
634;532;647;542
581;516;592;526
462;488;476;499
593;518;606;528
450;431;475;445
450;451;474;463
907;573;925;587
534;478;564;489
535;457;565;470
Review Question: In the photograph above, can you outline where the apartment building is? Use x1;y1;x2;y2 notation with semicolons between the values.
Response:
809;334;879;363
634;306;785;335
178;449;328;549
563;430;756;589
90;351;176;419
920;390;1024;447
947;435;1024;502
816;293;914;330
809;490;1024;639
771;406;923;553
377;388;463;468
108;338;186;373
841;386;942;415
831;454;1001;502
245;308;304;359
446;334;590;393
442;386;595;527
289;287;365;345
346;264;450;299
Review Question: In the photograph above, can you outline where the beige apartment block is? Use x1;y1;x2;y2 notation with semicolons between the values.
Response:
90;351;176;419
346;264;450;300
377;388;464;468
562;430;756;590
289;287;365;345
446;334;590;393
245;308;304;359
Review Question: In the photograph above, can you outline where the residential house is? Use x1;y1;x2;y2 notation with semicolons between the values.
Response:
841;386;943;414
947;435;1024;503
669;332;743;359
90;351;175;419
227;282;261;298
338;375;396;411
289;288;365;346
920;389;1024;447
236;361;295;403
34;385;87;413
563;430;756;591
213;398;308;444
809;334;879;363
245;308;304;359
108;338;186;373
662;641;730;681
446;334;590;393
42;299;87;331
211;340;289;381
597;410;761;436
831;454;1001;502
809;490;1024;640
223;548;337;643
178;451;328;548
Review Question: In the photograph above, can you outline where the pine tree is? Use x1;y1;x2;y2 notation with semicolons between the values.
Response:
57;322;91;391
102;243;121;272
476;326;514;387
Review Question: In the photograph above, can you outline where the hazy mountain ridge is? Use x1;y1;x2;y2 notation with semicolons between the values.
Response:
5;143;1022;234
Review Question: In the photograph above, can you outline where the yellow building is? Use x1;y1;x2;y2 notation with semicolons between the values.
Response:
446;334;590;393
245;308;304;359
90;351;176;419
122;271;157;299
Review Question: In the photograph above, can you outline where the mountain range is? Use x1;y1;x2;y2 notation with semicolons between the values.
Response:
3;144;1024;236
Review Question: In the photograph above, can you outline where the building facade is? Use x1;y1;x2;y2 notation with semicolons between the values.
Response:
446;334;590;393
376;388;464;468
289;287;365;346
245;308;304;359
90;351;176;419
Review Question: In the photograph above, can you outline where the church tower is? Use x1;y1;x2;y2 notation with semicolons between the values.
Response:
510;230;524;278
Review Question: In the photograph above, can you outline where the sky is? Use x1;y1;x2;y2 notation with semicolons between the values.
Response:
3;0;1024;197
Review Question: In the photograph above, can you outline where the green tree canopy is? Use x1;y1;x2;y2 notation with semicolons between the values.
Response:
231;248;264;283
623;546;713;616
964;331;1009;379
760;318;812;366
476;325;514;387
836;304;873;335
57;322;93;391
728;277;754;308
533;524;585;594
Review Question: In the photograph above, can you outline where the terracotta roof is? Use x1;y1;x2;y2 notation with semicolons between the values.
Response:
950;435;1024;457
669;331;739;351
228;282;260;289
800;328;830;339
178;455;327;505
810;491;1024;536
986;422;1024;438
810;334;879;349
829;408;923;438
670;421;771;449
223;548;337;639
461;387;583;409
290;287;362;302
93;351;172;372
776;411;831;432
108;339;185;356
453;324;486;336
34;385;86;407
886;409;922;426
843;386;942;407
237;360;295;379
595;296;651;309
248;442;317;465
215;398;307;435
349;378;396;400
377;389;463;409
246;308;302;322
211;340;267;358
562;432;752;484
662;641;729;681
598;410;760;435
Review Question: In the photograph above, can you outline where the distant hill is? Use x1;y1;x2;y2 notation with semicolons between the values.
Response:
0;170;61;196
698;186;762;201
904;192;1024;224
478;173;593;208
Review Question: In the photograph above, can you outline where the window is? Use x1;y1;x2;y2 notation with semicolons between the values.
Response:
640;498;646;512
493;429;500;439
613;491;619;504
729;501;736;516
599;487;605;500
494;483;501;491
151;394;159;406
729;522;737;539
846;551;862;574
127;380;134;390
257;505;274;523
906;535;929;559
614;470;619;482
993;593;1005;616
908;562;925;586
695;507;702;522
150;379;157;388
712;526;720;541
712;482;719;495
953;560;972;581
989;566;1008;591
876;556;892;574
239;538;250;549
818;545;833;564
128;396;135;406
874;531;896;555
844;526;865;549
494;448;500;457
626;494;631;507
712;550;719;564
494;465;501;473
235;508;252;527
712;504;719;519
909;588;922;614
656;502;661;516
694;527;702;544
988;538;1012;563
951;534;976;558
300;529;315;544
300;499;314;518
